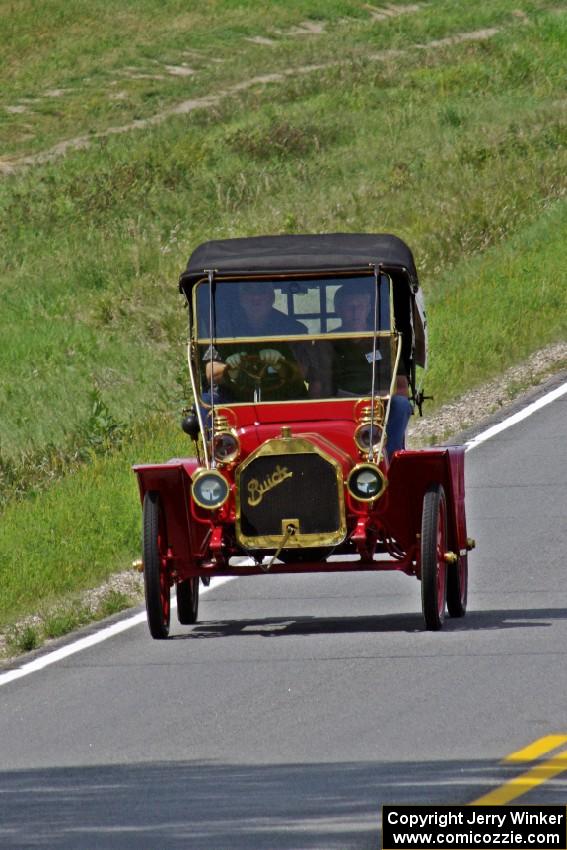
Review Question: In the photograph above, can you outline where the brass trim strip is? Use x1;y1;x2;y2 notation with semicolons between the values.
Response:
200;394;392;409
196;331;395;344
239;529;346;549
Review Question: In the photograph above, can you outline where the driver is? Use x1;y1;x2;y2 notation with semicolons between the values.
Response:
203;282;309;403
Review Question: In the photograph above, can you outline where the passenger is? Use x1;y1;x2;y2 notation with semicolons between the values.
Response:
333;284;412;455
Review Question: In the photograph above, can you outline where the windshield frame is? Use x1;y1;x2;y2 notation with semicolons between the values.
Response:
188;270;401;409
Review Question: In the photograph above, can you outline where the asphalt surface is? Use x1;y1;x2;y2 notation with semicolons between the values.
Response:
1;381;566;850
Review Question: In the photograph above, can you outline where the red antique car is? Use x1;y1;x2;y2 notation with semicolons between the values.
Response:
133;233;473;638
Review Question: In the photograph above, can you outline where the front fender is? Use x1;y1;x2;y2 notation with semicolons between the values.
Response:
133;458;206;576
381;447;468;555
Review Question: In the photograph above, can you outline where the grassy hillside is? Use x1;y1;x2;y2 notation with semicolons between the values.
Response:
1;0;566;637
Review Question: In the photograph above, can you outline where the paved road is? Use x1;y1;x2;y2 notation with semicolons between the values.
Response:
1;381;566;849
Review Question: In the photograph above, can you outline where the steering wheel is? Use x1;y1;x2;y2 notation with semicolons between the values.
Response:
225;351;300;393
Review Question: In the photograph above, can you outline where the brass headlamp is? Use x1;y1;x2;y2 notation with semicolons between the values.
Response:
347;463;388;503
354;400;384;455
210;414;241;465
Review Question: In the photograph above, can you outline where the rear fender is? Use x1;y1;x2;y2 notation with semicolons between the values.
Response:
381;447;468;555
133;459;207;576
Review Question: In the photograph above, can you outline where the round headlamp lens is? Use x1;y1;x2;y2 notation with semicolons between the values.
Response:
354;422;383;452
212;431;240;463
192;471;230;509
347;464;387;502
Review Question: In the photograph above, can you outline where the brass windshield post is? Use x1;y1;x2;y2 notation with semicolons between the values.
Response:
183;281;210;468
206;268;216;468
368;263;382;463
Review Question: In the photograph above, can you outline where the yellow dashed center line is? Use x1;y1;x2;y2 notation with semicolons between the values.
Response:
472;736;567;805
504;735;567;763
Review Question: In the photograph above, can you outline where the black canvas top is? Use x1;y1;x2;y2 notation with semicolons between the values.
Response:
180;233;419;292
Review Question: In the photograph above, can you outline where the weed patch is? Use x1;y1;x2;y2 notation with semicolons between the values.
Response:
96;589;134;619
5;624;40;655
226;118;334;160
42;607;90;640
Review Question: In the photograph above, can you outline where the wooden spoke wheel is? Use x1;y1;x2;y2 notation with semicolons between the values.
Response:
176;577;200;625
143;491;171;639
420;484;448;631
447;552;468;618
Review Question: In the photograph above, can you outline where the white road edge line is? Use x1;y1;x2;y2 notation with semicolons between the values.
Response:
3;380;566;688
464;381;567;452
0;576;236;687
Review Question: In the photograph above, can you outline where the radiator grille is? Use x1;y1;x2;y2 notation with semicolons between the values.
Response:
238;451;342;545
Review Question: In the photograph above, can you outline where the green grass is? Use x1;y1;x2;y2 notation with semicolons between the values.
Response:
0;414;182;628
428;202;567;403
0;0;566;638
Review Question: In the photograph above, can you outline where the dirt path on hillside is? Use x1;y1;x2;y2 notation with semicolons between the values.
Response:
0;26;500;176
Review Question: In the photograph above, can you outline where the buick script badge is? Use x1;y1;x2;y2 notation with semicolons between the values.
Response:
247;465;293;507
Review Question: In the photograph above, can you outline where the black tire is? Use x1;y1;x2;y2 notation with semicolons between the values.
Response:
447;553;468;618
176;577;199;625
143;491;171;639
420;484;448;631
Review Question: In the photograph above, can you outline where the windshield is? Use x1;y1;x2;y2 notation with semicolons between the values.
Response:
195;275;391;339
192;275;399;405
